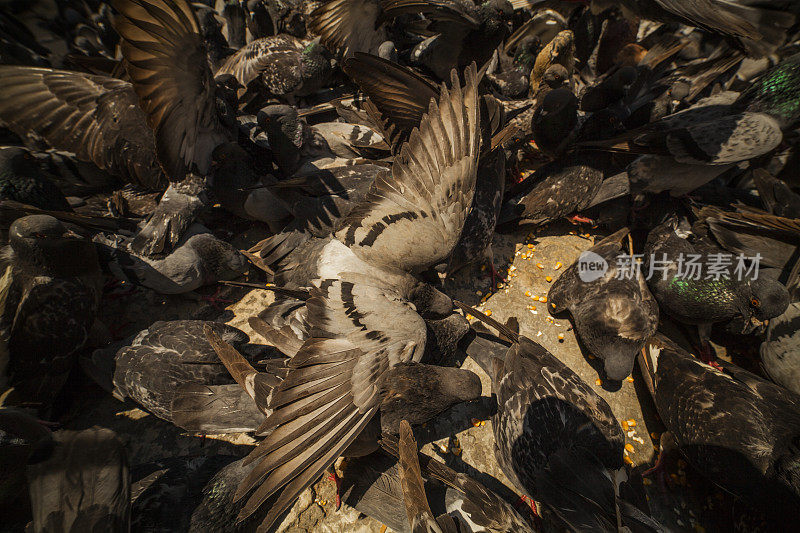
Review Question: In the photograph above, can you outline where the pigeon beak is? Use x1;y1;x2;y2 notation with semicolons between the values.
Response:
63;228;84;240
744;316;766;334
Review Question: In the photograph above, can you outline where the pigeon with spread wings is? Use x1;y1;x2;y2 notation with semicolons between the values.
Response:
0;66;164;190
234;64;481;531
113;0;239;256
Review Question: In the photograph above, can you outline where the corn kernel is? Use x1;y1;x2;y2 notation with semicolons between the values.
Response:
524;291;531;297
471;418;482;427
545;276;552;282
624;455;634;465
532;295;539;301
466;314;473;320
621;420;629;430
554;262;563;270
595;378;602;386
536;263;544;269
627;419;637;427
625;443;635;453
540;296;547;303
485;309;492;316
626;376;634;383
557;333;564;341
527;243;534;249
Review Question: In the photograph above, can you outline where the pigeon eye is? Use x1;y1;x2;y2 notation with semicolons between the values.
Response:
751;297;761;308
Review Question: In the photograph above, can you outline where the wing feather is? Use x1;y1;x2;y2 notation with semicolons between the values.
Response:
114;0;231;180
0;66;163;189
308;0;387;57
335;64;481;272
234;278;426;530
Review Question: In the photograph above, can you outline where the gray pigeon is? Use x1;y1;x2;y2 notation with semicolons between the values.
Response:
0;215;102;407
640;335;800;529
93;224;249;295
233;64;482;531
458;306;662;532
549;229;660;381
216;35;333;105
82;320;276;433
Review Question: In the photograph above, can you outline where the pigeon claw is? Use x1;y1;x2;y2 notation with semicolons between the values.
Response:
328;470;342;511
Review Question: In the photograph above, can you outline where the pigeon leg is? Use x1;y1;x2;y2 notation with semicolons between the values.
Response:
696;324;723;370
200;286;236;310
643;431;676;492
328;469;343;511
642;453;670;492
566;213;595;225
489;261;505;289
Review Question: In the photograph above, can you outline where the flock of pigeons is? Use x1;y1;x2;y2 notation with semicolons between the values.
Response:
1;0;800;531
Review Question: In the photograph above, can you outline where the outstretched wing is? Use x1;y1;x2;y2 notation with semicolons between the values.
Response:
653;0;761;40
216;35;302;90
114;0;231;180
308;0;387;57
336;64;481;273
0;66;164;189
234;278;427;530
343;53;440;151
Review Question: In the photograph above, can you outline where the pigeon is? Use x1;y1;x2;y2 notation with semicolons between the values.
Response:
589;53;800;166
0;65;166;190
309;0;514;79
342;53;513;283
644;216;790;361
497;152;608;228
216;34;333;104
93;224;249;295
487;36;541;98
229;64;482;531
113;0;241;257
549;228;660;381
760;264;800;396
26;426;130;533
458;304;662;532
0;214;102;407
640;335;800;528
530;87;578;155
382;420;536;533
0;147;71;212
81;320;270;430
528;29;575;97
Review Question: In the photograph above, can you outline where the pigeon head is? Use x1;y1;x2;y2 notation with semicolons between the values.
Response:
480;0;514;35
748;277;790;322
258;105;307;174
0;147;40;178
542;64;569;90
210;142;258;192
377;41;398;62
9;215;96;275
514;36;541;70
193;234;250;284
409;282;455;320
214;74;242;131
